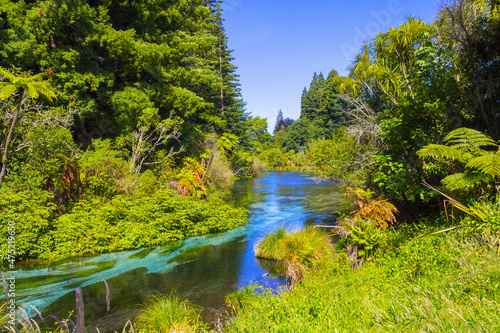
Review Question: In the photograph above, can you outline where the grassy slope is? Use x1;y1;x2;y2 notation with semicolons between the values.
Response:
225;230;500;332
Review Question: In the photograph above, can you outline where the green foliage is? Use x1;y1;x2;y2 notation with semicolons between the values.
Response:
255;226;333;287
0;189;56;261
372;154;433;202
281;118;325;152
0;188;247;262
134;293;205;333
339;218;388;260
462;196;500;237
79;139;129;199
418;127;500;192
50;190;247;259
307;128;372;186
227;230;500;332
334;188;397;266
259;145;307;171
0;67;56;102
301;72;325;121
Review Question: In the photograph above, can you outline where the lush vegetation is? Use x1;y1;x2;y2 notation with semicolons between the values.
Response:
254;226;332;288
226;0;500;332
1;0;500;331
0;0;272;262
226;229;500;332
134;293;206;332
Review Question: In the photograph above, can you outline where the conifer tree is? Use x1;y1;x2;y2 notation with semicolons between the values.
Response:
300;72;325;121
320;69;350;128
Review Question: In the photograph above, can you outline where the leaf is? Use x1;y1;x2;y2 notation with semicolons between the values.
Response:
444;127;497;150
417;144;465;161
467;151;500;178
0;67;16;81
440;172;488;191
0;83;16;100
408;226;461;244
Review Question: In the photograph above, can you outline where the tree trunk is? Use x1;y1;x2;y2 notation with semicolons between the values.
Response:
0;91;23;183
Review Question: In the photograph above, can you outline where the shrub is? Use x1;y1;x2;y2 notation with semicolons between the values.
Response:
50;190;248;259
0;189;55;261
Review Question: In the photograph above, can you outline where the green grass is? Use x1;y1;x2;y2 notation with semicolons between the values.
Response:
254;226;333;287
254;225;288;260
226;229;500;332
134;293;205;332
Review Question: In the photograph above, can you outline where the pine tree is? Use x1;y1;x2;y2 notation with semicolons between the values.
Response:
320;69;350;128
301;72;325;121
300;87;309;119
208;1;249;144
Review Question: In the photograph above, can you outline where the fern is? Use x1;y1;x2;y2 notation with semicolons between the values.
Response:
444;127;497;150
467;149;500;177
418;128;499;191
441;171;492;191
417;144;468;163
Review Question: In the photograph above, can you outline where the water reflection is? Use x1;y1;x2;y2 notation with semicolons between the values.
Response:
15;171;350;332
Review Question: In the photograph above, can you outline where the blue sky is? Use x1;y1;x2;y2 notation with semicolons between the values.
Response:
221;0;440;132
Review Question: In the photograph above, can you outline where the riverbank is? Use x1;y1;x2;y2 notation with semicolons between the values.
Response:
224;227;500;332
0;189;248;262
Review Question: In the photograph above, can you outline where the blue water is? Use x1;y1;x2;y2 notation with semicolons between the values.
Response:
14;171;350;332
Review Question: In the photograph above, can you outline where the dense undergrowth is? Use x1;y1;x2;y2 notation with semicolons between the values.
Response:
0;189;247;261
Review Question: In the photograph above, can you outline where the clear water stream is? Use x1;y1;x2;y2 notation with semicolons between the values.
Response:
14;171;350;332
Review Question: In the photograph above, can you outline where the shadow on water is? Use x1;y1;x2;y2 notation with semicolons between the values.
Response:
15;171;350;332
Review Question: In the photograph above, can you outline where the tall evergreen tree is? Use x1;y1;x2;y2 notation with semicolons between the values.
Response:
300;72;325;121
320;69;350;128
207;1;249;145
300;87;309;118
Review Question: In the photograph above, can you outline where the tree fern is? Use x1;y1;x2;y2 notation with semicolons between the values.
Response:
417;143;469;163
443;127;497;151
418;127;499;191
467;150;500;177
441;171;492;191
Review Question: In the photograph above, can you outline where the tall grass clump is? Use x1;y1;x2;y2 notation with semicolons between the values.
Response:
134;293;205;333
254;225;287;260
254;226;332;288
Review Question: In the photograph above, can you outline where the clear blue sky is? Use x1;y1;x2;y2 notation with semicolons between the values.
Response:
222;0;440;132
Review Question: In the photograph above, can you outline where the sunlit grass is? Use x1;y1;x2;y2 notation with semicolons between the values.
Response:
134;293;205;333
227;229;500;332
254;226;333;287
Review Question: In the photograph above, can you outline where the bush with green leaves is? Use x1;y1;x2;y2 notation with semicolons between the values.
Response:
307;128;373;186
50;190;248;259
0;189;56;261
0;188;247;262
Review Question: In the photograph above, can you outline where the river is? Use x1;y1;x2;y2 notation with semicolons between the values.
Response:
15;171;350;332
